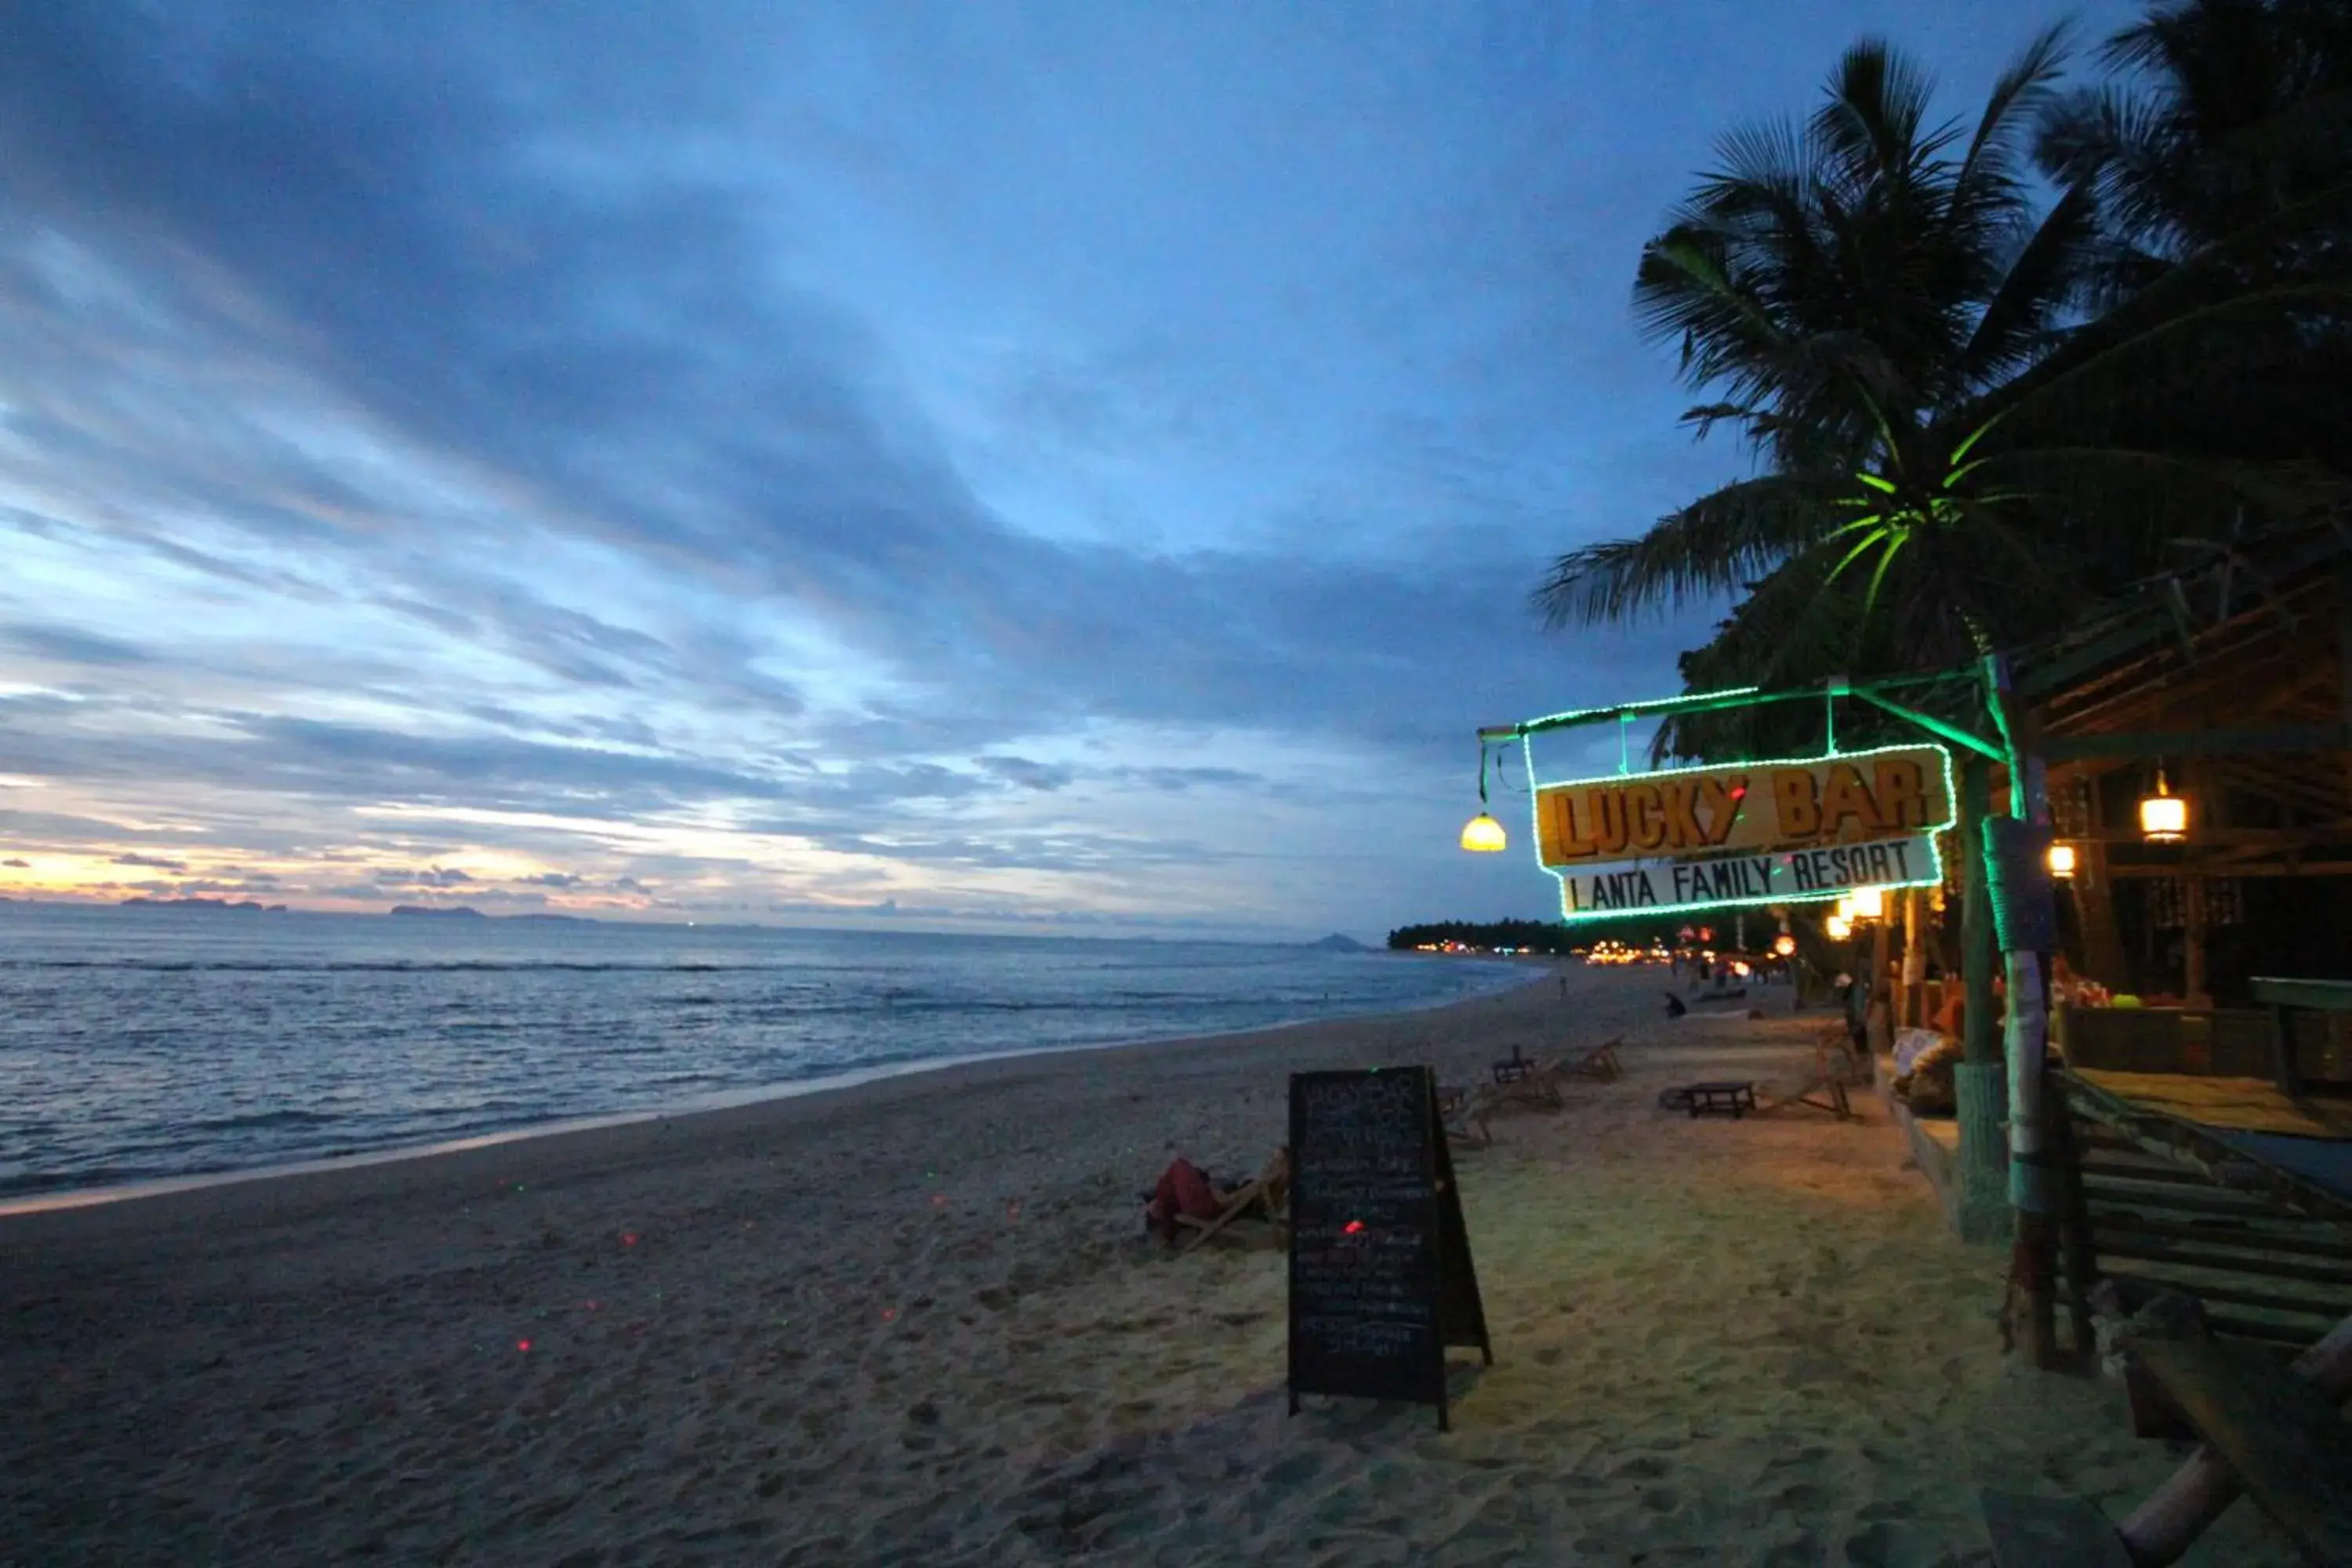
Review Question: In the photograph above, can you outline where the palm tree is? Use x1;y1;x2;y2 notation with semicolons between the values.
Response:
1622;1;2352;768
2038;0;2352;284
1533;16;2350;1368
1534;26;2346;691
2034;0;2352;479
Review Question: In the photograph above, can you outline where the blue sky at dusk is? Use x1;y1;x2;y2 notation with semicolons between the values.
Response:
0;1;2136;938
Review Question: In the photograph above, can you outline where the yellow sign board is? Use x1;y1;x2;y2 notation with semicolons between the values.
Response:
1535;744;1953;867
1530;743;1957;920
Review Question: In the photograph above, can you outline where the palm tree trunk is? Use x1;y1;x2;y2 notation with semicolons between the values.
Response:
1978;648;2064;1369
1955;754;2009;1244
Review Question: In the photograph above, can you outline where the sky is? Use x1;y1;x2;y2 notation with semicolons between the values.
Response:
0;0;2139;940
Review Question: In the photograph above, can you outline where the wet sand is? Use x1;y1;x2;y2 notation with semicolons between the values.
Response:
0;966;2297;1565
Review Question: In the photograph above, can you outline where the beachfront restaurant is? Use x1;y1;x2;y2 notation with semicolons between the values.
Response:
1889;528;2352;1356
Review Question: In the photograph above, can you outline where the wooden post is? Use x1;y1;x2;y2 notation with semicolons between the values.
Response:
1954;752;2009;1244
2183;873;2210;1009
1900;887;1925;1030
1868;912;1893;1054
2077;771;2133;989
1962;755;1998;1067
1986;659;2061;1369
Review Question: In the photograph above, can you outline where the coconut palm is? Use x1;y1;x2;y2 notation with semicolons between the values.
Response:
1534;25;2348;689
1618;2;2352;766
2037;0;2352;287
2034;0;2352;478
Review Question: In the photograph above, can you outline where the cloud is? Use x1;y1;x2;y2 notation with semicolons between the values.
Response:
5;626;154;668
976;755;1074;792
2;858;28;868
375;866;474;887
111;851;188;871
0;2;1783;933
1113;764;1263;792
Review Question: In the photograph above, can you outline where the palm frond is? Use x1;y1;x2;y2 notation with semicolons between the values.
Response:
1530;472;1842;628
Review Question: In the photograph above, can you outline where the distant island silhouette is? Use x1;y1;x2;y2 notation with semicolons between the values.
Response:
120;897;288;913
386;906;583;920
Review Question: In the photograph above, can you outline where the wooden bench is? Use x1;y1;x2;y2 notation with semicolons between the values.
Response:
1683;1082;1756;1120
2133;1336;2352;1564
2250;976;2352;1099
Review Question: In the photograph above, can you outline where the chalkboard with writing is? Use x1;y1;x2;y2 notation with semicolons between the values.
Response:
1287;1065;1490;1430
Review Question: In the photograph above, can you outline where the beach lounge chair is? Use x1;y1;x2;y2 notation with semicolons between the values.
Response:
1483;1059;1567;1113
1564;1039;1624;1083
1507;1038;1626;1107
1175;1148;1290;1253
1766;1037;1864;1122
1438;1083;1494;1150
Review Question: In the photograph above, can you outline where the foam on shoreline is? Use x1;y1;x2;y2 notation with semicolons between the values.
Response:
0;961;1548;1218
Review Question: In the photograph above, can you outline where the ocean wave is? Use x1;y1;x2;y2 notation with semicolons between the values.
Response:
0;959;808;975
180;1108;344;1133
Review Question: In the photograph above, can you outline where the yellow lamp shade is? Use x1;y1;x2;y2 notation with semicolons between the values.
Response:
1824;915;1853;942
1459;812;1508;853
1773;933;1797;958
1849;886;1884;920
2047;842;2078;880
2140;792;2187;843
1832;895;1854;922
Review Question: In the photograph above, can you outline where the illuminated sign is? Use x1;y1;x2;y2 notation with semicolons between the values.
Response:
1527;743;1955;922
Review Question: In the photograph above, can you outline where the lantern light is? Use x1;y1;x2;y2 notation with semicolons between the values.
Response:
1461;741;1507;852
1833;895;1854;922
1772;933;1797;958
1849;886;1885;920
1460;813;1508;853
2047;842;2078;880
1824;915;1853;942
2140;768;2187;844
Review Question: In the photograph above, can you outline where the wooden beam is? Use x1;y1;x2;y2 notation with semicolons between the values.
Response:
2060;1072;2352;1232
2107;861;2352;879
2066;823;2352;847
2042;726;2350;761
2252;977;2352;1011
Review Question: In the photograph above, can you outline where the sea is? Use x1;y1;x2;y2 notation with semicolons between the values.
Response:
0;903;1530;1199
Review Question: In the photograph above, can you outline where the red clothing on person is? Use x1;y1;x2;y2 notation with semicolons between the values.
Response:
1932;977;2006;1042
1147;1158;1225;1246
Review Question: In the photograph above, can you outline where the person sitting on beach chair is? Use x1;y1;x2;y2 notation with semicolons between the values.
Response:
1142;1157;1225;1246
1143;1149;1290;1250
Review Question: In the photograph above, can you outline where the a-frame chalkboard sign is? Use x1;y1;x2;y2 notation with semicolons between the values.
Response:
1287;1065;1491;1431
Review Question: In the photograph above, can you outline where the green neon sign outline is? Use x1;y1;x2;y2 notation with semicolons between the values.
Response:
1544;838;1947;924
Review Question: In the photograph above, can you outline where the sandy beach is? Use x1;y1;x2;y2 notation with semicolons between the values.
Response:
0;966;2301;1566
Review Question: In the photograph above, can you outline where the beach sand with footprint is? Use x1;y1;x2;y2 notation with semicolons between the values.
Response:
0;968;2303;1565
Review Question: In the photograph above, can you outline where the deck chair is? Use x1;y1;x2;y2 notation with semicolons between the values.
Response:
1438;1083;1494;1150
1488;1037;1627;1113
1483;1060;1566;1112
1175;1148;1290;1253
1563;1039;1624;1083
1768;1036;1864;1122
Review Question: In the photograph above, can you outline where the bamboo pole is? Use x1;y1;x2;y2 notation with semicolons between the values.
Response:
1900;887;1925;1030
1984;654;2062;1368
1955;754;2009;1243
